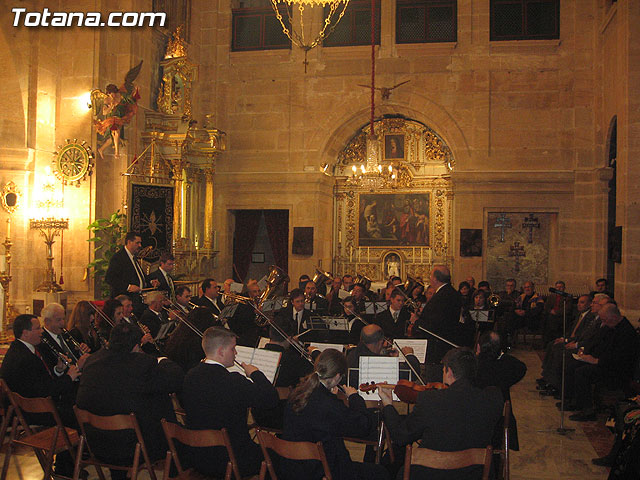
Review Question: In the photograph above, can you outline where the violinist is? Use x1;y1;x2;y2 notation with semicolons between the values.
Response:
282;349;390;480
346;324;420;387
379;348;503;480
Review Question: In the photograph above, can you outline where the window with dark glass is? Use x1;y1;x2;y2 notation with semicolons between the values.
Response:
490;0;559;41
232;5;291;51
322;0;380;47
396;0;457;44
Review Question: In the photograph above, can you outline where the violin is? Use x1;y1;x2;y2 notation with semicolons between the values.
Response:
359;379;447;404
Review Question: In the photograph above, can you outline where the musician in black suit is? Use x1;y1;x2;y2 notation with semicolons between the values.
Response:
374;288;411;339
164;307;217;372
1;315;81;476
304;280;329;315
252;317;315;430
181;327;279;478
275;288;312;336
146;252;176;301
39;303;90;372
139;290;172;341
76;323;183;480
380;348;503;480
282;349;388;480
226;281;261;346
104;232;151;317
410;265;463;380
174;286;192;315
197;278;224;315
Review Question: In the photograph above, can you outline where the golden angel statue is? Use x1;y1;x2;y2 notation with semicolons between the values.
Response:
91;60;143;159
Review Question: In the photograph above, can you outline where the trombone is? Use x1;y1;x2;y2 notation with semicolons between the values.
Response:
396;276;426;312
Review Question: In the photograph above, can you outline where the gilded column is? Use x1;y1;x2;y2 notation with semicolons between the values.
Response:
203;164;215;250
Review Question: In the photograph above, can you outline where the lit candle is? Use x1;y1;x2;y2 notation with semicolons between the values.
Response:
350;246;353;263
338;230;342;244
412;247;415;263
428;247;432;264
421;247;423;264
367;247;370;263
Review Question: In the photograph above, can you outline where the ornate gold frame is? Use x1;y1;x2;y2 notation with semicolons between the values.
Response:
1;182;20;215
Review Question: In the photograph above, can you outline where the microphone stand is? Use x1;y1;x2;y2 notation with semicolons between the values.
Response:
557;297;574;435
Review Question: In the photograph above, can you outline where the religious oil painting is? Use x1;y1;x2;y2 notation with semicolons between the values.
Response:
358;193;430;247
384;134;405;160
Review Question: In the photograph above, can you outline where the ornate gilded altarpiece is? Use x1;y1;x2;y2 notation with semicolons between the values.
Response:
332;117;454;281
485;211;554;289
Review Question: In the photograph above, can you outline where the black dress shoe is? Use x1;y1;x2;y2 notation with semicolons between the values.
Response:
556;402;578;411
592;456;615;467
569;411;597;421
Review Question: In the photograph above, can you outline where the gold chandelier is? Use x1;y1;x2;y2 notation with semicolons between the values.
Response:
271;0;350;60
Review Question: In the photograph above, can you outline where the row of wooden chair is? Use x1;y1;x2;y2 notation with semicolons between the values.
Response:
0;378;511;480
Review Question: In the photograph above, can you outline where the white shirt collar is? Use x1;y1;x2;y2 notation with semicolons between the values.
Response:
44;328;62;345
436;283;448;293
204;359;227;368
18;338;36;354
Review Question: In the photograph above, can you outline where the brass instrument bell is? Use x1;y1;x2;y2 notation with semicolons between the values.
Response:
311;268;333;286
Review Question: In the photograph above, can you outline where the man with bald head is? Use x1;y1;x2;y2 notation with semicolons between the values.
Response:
408;265;463;380
564;303;639;421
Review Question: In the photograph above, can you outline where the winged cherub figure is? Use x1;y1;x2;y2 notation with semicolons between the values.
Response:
91;60;143;159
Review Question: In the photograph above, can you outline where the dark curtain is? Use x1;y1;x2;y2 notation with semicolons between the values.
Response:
264;210;289;273
233;210;262;282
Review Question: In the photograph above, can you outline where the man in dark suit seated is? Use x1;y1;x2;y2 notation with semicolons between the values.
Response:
409;265;465;381
76;323;184;480
252;317;316;430
226;281;261;346
181;327;279;478
39;302;90;372
146;252;176;301
139;290;173;342
304;280;329;315
197;278;224;316
380;347;503;480
1;314;81;476
275;288;312;337
104;231;152;317
566;303;639;421
374;288;411;339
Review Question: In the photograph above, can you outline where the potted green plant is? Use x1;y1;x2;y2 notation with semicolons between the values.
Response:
87;210;127;298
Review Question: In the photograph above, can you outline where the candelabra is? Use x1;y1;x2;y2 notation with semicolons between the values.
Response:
29;218;68;292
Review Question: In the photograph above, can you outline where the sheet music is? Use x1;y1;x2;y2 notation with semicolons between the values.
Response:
325;316;349;331
227;346;282;384
309;342;345;353
358;356;399;401
469;310;491;323
394;339;428;364
375;302;389;312
257;337;270;349
219;304;238;319
230;282;244;293
338;289;350;300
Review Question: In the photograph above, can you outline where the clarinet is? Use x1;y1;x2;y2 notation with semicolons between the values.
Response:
60;328;83;361
89;316;109;348
40;335;73;369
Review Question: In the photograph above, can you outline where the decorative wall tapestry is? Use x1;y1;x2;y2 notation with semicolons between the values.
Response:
358;193;430;247
130;183;174;262
486;212;552;288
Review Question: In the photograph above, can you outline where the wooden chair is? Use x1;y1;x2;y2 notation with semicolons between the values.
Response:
255;428;332;480
403;444;493;480
1;390;79;480
160;418;242;480
493;401;511;480
0;380;14;452
169;393;187;426
72;407;158;480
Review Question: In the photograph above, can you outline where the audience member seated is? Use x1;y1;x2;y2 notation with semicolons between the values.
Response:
181;327;278;478
562;304;639;421
380;347;503;480
590;277;613;299
282;349;389;480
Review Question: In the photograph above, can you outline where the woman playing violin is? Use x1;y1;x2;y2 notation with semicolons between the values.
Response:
282;349;390;480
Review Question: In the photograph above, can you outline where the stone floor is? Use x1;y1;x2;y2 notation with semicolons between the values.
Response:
0;346;614;479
